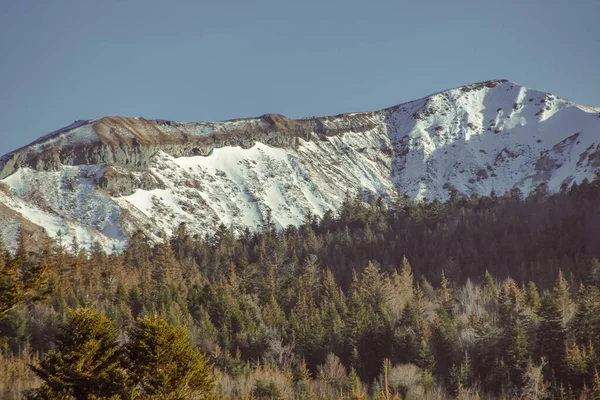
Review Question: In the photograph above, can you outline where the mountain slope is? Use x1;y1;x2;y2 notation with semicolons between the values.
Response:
0;79;599;252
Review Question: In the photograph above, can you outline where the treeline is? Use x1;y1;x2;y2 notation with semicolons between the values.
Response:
1;176;600;398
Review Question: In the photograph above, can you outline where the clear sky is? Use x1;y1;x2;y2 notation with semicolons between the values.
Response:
1;0;599;156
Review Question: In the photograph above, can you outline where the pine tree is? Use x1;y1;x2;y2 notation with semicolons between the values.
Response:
263;295;287;337
587;258;600;287
151;241;183;291
0;255;50;320
347;367;367;400
321;269;346;316
553;270;574;325
378;358;401;400
525;281;542;313
473;312;500;389
538;293;567;381
592;368;600;399
449;352;474;394
504;317;529;388
354;261;385;310
431;307;457;376
415;316;435;372
28;308;131;399
498;278;524;327
123;230;152;269
388;256;414;320
125;315;216;399
290;295;325;372
564;341;595;394
572;285;600;349
345;262;394;382
481;270;498;301
399;256;414;291
294;360;313;399
438;270;455;315
321;298;345;356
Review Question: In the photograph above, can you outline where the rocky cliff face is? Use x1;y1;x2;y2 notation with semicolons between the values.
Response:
0;112;379;180
0;80;598;252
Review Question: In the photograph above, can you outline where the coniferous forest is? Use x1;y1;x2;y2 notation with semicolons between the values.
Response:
2;177;600;399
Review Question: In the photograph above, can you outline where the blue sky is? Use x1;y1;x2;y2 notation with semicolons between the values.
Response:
1;0;599;156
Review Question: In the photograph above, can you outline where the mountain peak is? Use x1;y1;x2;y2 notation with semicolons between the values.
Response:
1;80;599;252
455;78;511;91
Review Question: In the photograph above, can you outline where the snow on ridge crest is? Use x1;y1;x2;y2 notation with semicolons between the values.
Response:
0;79;599;252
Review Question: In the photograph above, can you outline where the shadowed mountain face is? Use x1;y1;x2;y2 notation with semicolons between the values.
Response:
0;79;599;252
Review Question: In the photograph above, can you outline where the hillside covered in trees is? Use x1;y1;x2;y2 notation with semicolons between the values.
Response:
2;176;600;399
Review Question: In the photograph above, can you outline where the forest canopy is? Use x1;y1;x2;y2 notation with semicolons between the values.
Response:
2;176;600;399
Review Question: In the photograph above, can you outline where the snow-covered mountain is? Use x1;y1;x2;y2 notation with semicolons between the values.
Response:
1;79;599;252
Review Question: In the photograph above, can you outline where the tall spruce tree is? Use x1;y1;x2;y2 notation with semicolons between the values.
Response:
28;308;131;399
0;255;50;320
537;293;567;382
124;315;216;399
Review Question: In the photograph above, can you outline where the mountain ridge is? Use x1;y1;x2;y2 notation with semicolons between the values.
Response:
3;79;598;179
1;79;599;252
0;80;522;177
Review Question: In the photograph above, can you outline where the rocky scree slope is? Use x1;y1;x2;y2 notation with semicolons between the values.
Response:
0;79;599;252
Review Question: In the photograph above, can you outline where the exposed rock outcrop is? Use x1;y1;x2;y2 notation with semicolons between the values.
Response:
0;79;598;253
0;112;385;180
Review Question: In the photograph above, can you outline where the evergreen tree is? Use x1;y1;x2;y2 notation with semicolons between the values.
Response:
438;270;455;315
124;315;216;399
294;360;313;399
123;230;151;270
151;241;183;291
473;312;500;389
592;368;600;399
538;293;567;381
588;258;600;287
28;308;131;399
0;256;50;319
504;317;529;388
525;281;542;313
320;298;345;356
481;270;498;301
572;285;600;349
553;270;574;325
347;367;367;400
345;263;394;382
431;307;457;376
449;352;474;394
388;256;414;320
412;320;434;374
290;295;325;372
